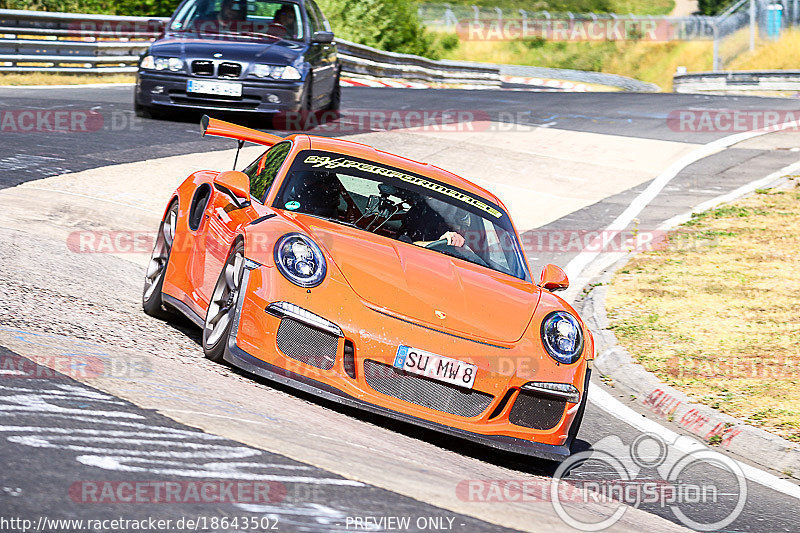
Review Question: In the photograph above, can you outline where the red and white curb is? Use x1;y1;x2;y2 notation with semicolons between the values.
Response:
341;77;431;89
501;75;593;92
341;75;603;92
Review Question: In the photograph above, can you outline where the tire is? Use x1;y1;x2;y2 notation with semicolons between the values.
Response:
326;70;341;112
134;101;152;119
143;202;178;319
202;241;246;363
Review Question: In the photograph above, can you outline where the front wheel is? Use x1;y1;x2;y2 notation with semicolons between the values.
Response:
203;241;245;363
143;202;178;319
327;71;341;112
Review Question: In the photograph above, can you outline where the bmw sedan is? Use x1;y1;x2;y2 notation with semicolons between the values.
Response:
135;0;340;121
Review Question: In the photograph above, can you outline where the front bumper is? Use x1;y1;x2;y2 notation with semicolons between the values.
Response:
226;263;588;461
135;70;305;114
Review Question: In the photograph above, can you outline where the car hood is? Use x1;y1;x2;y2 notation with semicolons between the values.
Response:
151;34;306;65
295;216;540;344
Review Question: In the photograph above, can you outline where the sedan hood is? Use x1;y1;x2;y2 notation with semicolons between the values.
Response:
296;217;540;344
152;34;305;65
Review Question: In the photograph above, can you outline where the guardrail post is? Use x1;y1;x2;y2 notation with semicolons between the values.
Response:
713;21;720;70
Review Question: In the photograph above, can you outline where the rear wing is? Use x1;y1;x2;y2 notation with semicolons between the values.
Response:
200;115;283;147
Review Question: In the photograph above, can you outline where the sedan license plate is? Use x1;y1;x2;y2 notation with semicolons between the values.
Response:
393;345;476;389
187;79;242;97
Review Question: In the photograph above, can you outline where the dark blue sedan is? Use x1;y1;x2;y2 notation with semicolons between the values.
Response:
135;0;340;122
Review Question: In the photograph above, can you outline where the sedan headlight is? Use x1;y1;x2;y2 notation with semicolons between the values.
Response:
274;233;326;288
140;55;155;69
142;56;183;72
252;64;302;80
540;311;584;365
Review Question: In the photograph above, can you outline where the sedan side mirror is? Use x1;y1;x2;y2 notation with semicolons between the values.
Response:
540;264;569;292
312;31;334;44
214;170;251;209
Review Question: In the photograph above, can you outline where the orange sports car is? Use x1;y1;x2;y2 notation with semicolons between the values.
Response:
143;115;594;460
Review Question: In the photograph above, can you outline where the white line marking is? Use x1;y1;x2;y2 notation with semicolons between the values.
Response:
658;160;800;230
589;383;800;500
565;120;800;280
0;83;135;89
0;370;25;376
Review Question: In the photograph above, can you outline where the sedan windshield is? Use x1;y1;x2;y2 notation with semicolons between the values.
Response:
274;150;531;281
170;0;304;41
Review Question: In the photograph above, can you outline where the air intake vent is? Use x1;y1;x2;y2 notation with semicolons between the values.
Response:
218;62;242;79
363;360;493;418
276;318;337;370
192;60;214;76
343;340;356;379
508;390;566;430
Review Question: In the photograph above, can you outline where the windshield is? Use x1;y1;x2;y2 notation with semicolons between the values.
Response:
170;0;304;41
273;151;531;281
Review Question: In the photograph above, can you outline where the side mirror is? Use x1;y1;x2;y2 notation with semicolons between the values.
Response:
214;170;251;208
539;264;569;292
312;31;334;44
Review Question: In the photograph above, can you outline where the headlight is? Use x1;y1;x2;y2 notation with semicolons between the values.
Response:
151;57;183;72
140;55;155;69
252;64;302;80
274;233;326;288
540;311;584;364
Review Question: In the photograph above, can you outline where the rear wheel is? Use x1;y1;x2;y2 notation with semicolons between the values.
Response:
143;202;178;319
203;241;245;363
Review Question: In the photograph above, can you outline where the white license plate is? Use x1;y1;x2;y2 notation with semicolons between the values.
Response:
393;345;477;389
187;79;242;97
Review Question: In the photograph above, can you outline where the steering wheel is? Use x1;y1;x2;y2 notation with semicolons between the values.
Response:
424;238;448;249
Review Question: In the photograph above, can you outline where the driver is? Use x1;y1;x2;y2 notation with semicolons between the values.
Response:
399;196;466;247
218;0;245;27
270;4;297;38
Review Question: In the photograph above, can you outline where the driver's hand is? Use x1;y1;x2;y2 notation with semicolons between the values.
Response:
441;231;465;247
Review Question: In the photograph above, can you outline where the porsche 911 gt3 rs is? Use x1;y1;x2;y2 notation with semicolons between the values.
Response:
143;115;594;460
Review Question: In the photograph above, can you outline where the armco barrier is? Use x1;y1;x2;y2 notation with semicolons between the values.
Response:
674;70;800;93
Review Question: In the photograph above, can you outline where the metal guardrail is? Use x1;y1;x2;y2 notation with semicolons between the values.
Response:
0;8;501;85
674;70;800;92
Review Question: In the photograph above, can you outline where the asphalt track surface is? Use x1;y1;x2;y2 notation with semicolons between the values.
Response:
1;85;800;532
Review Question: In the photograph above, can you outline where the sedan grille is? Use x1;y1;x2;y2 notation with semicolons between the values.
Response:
191;60;214;76
218;62;242;79
363;360;493;418
275;318;337;370
508;390;566;430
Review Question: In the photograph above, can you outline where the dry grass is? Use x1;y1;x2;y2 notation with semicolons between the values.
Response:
0;72;135;85
728;29;800;70
438;38;713;90
606;182;800;442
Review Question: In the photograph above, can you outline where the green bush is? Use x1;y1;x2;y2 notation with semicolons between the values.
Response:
697;0;732;15
317;0;435;56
